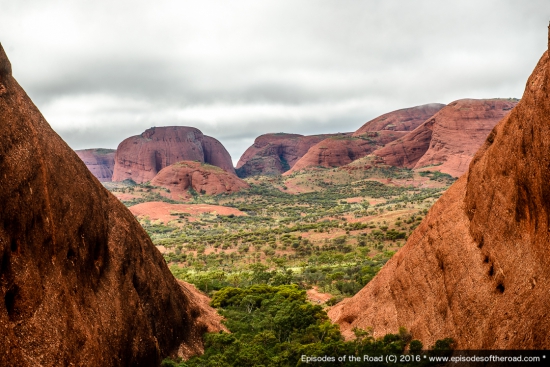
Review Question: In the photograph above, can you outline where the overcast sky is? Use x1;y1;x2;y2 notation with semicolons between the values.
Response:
1;0;549;164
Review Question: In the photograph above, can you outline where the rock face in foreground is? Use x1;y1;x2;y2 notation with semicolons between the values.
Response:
285;131;406;174
151;161;249;199
372;99;517;177
329;46;550;349
113;126;235;183
75;148;116;182
0;44;219;366
352;103;444;135
236;133;341;177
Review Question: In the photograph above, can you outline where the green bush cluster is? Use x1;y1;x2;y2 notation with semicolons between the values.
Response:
163;285;455;367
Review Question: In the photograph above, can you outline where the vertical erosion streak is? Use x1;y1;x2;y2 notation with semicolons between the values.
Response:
155;151;163;174
27;117;58;254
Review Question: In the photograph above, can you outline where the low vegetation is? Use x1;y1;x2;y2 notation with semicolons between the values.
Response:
162;285;455;366
105;165;456;365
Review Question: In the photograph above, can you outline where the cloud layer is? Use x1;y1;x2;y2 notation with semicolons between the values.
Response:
1;0;548;163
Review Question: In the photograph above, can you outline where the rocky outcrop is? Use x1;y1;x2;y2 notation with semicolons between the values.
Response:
236;133;342;177
112;126;235;183
75;148;116;182
353;103;444;135
329;42;550;349
372;99;517;177
151;161;249;199
285;131;406;174
0;43;220;366
369;118;437;169
177;281;227;358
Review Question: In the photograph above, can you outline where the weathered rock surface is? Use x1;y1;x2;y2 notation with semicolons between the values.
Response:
151;161;249;199
112;126;235;183
353;103;444;135
369;118;438;169
236;133;342;177
285;131;406;174
176;281;227;358
0;43;220;366
329;44;550;349
74;148;116;182
415;99;517;177
372;99;517;177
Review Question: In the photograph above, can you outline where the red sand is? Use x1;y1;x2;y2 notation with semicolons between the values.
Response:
129;201;246;223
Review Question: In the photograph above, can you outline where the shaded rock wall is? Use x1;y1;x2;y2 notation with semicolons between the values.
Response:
0;43;219;366
236;133;342;177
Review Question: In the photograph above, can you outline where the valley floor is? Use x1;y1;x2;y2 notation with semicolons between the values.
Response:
105;165;457;365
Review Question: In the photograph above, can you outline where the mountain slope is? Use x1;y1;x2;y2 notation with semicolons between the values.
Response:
353;103;444;135
286;131;406;174
328;43;550;349
0;43;220;366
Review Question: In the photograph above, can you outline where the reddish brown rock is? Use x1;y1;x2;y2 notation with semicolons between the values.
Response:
75;148;116;182
0;43;220;366
236;133;342;177
285;131;406;174
151;161;249;199
353;103;444;135
369;118;437;169
415;99;517;177
329;44;550;349
372;99;517;177
112;126;235;183
176;281;227;358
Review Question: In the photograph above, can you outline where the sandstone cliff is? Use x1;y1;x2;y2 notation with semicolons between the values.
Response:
151;161;249;199
0;43;221;366
285;131;406;174
112;126;235;183
236;133;341;177
353;103;444;135
372;99;517;177
75;148;116;182
329;43;550;349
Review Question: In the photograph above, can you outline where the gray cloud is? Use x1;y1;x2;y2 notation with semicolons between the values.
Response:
1;0;549;164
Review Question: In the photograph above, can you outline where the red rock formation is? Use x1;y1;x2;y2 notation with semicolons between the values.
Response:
202;136;235;173
177;281;227;358
372;99;517;177
369;118;437;168
329;42;550;349
151;161;249;199
0;43;220;366
75;148;116;182
112;126;235;183
285;131;406;174
236;133;342;177
353;103;444;135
